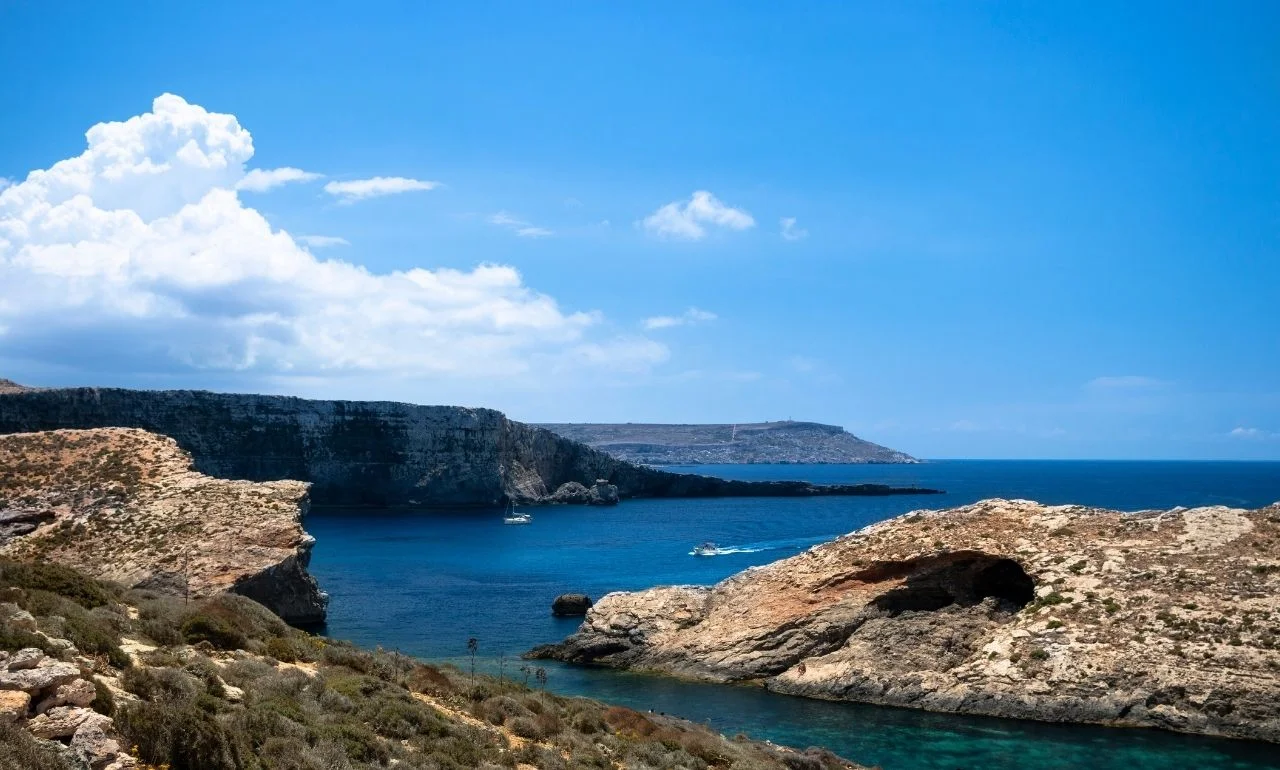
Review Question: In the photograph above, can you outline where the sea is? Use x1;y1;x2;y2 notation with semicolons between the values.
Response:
306;461;1280;770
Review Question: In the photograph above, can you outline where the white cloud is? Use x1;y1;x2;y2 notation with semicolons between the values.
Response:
780;217;808;241
235;167;322;192
0;94;664;381
296;235;350;248
1229;427;1275;440
0;178;11;192
642;307;717;330
487;211;553;238
1086;375;1165;390
642;190;754;240
323;176;439;204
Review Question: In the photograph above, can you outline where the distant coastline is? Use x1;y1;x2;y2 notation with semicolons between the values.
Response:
539;420;917;465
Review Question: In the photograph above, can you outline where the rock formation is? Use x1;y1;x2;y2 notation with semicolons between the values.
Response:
540;420;918;464
532;498;1280;742
0;428;326;624
0;642;136;769
0;386;941;507
551;593;593;616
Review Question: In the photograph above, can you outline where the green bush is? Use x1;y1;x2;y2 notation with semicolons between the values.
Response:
181;613;248;650
309;720;390;765
116;701;247;770
0;558;115;608
0;720;70;770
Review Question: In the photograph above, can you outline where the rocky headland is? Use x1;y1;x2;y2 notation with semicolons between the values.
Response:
0;428;326;624
0;385;940;507
532;498;1280;742
539;420;917;465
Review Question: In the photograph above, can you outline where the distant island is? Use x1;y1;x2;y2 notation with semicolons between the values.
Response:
538;420;917;465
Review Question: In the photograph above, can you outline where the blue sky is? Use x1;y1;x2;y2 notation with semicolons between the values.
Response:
0;1;1276;459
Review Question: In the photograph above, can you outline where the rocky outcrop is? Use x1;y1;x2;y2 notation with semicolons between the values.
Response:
539;420;918;464
0;646;136;768
0;428;326;624
0;386;941;507
552;594;593;617
532;498;1280;742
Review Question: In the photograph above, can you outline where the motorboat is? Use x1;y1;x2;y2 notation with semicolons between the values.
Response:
691;541;719;556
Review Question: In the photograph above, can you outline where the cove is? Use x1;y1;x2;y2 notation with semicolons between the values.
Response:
306;461;1280;770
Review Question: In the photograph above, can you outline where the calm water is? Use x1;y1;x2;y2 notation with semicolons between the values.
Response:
307;461;1280;769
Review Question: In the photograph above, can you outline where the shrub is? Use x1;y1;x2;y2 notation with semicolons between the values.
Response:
406;663;455;696
116;701;247;770
309;720;390;765
0;720;69;770
122;666;202;703
181;613;248;650
90;676;116;716
0;558;115;608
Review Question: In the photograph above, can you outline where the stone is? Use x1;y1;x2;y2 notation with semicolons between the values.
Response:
532;498;1280;743
36;677;96;713
0;690;30;722
6;609;38;632
587;480;619;506
552;594;593;617
5;647;45;670
27;705;105;739
0;660;80;692
71;717;125;769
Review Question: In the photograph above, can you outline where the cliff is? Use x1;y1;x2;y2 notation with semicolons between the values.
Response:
532;498;1280;742
0;386;940;507
539;420;917;464
0;428;326;624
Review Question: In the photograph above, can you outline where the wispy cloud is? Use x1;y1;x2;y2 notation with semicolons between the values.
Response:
297;235;350;248
780;217;808;241
642;191;754;240
1086;375;1166;390
235;167;323;192
488;211;554;238
642;307;717;330
323;176;440;204
1229;426;1276;440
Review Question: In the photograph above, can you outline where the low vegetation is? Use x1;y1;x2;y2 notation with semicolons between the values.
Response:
0;558;856;770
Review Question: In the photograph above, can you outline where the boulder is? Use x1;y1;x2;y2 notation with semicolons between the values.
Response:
587;480;619;506
28;705;106;739
550;482;590;504
0;660;80;692
552;593;593;617
72;717;126;769
5;647;45;670
36;677;96;713
0;690;30;722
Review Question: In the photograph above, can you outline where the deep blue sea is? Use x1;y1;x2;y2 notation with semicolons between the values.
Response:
307;461;1280;770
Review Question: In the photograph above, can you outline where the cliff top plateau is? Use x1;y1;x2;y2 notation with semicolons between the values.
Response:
0;427;326;624
0;384;940;507
538;420;916;465
534;497;1280;743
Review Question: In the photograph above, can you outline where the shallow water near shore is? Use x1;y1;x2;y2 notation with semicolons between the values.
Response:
307;460;1280;769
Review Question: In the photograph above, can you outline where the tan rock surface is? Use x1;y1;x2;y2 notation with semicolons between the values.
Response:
0;427;326;622
536;498;1280;741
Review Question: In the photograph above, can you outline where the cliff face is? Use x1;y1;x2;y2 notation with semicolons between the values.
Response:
533;498;1280;742
0;388;939;507
0;427;326;624
538;421;917;465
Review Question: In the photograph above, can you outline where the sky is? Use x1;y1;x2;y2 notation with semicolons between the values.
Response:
0;1;1277;460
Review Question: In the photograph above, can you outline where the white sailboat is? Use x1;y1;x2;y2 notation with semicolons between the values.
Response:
502;500;532;525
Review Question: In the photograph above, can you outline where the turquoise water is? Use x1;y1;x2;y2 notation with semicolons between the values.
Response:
306;461;1280;769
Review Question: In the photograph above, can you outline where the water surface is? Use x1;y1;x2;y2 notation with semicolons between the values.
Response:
307;461;1280;769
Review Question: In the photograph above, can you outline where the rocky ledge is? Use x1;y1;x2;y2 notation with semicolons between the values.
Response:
0;428;326;624
531;498;1280;742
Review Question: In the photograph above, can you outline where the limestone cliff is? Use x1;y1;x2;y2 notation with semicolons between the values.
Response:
0;428;326;624
0;386;940;507
539;421;917;464
532;498;1280;742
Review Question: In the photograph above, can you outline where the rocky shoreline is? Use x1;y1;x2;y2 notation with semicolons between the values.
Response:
0;428;327;624
531;498;1280;743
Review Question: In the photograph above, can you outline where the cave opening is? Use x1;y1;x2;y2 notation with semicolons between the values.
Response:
871;554;1035;616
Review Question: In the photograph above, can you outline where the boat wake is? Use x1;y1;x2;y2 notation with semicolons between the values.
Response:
688;535;830;557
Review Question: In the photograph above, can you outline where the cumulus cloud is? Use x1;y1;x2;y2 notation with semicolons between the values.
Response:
488;211;553;238
0;178;11;192
1229;427;1275;440
235;167;323;192
0;94;663;381
780;217;808;241
323;176;439;204
296;235;350;248
642;191;754;240
642;307;717;330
